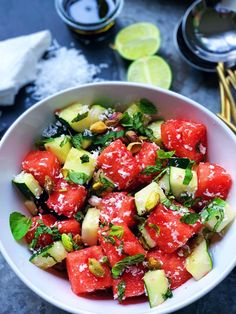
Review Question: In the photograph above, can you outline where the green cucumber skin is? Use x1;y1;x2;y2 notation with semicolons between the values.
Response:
168;158;191;169
13;181;35;200
13;172;42;200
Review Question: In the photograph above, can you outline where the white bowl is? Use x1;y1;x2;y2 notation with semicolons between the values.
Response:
0;82;236;314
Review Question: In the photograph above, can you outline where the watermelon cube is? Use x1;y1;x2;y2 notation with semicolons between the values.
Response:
97;139;140;190
144;203;202;253
98;224;146;266
195;162;232;208
161;119;207;163
147;248;191;289
46;179;87;218
98;192;136;227
66;246;112;294
113;264;146;301
135;142;159;185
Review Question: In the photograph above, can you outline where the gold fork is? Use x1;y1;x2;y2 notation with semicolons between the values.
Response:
217;63;236;133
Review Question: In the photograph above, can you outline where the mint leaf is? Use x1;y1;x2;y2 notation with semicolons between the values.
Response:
183;161;195;185
98;176;115;193
180;213;200;225
71;111;89;123
142;155;163;175
142;164;162;175
80;154;89;163
153;167;169;182
162;199;186;212
120;112;134;128
117;280;126;302
138;99;157;114
200;198;225;231
9;212;32;240
93;130;125;146
74;211;84;223
59;136;70;147
163;287;173;300
29;220;61;249
120;112;154;141
182;196;201;208
109;225;124;239
66;171;89;185
158;149;175;159
102;235;116;245
71;134;83;149
112;254;145;278
183;168;193;185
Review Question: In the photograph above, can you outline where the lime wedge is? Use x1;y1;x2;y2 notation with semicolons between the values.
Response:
115;23;161;61
127;56;172;89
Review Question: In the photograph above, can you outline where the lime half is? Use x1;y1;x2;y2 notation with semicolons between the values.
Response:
127;56;172;89
115;22;161;61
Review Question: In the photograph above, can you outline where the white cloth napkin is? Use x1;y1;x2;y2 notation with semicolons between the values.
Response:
0;30;51;106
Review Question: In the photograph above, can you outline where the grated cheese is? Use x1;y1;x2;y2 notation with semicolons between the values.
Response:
27;41;107;100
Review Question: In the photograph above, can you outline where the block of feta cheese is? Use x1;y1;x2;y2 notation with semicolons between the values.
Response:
0;30;51;105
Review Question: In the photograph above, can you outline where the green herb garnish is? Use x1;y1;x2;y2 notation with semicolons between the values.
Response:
93;130;125;146
30;220;61;249
66;171;89;185
74;211;85;223
102;235;116;245
162;199;186;212
200;198;225;231
112;254;145;278
117;280;126;302
9;212;32;240
59;136;69;147
143;149;175;175
180;213;200;225
148;223;160;234
100;176;115;190
157;149;175;159
183;161;195;185
137;98;157;114
163;287;173;300
71;111;89;123
80;154;89;163
71;134;83;149
120;112;154;140
109;225;124;239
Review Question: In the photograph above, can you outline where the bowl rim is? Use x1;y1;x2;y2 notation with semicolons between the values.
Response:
0;81;236;314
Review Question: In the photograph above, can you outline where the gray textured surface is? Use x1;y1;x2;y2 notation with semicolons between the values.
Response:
0;0;235;313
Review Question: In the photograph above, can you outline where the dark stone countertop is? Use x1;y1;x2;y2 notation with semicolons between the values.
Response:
0;0;235;313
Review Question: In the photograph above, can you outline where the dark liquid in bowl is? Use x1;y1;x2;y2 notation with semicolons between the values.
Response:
65;0;116;24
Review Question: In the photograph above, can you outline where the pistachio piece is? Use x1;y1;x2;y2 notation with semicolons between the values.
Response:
147;257;162;270
61;234;73;252
44;175;54;194
73;234;83;246
88;258;105;277
139;136;148;141
145;191;160;212
92;181;103;190
177;244;191;258
125;130;139;142
24;200;38;216
127;142;142;155
90;121;108;134
105;112;123;127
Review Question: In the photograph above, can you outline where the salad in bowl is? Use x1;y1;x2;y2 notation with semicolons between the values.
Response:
9;94;235;308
